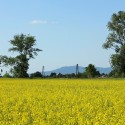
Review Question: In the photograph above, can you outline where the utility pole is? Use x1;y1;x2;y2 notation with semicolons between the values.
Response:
76;64;79;78
42;66;45;78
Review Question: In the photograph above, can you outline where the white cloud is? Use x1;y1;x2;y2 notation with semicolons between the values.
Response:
31;20;48;25
30;20;59;25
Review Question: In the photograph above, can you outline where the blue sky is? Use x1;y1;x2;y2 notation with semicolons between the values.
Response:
0;0;125;73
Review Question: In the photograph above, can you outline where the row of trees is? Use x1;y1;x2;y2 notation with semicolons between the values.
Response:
0;10;125;78
29;64;103;78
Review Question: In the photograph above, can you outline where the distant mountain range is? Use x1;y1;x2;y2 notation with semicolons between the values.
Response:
45;66;112;75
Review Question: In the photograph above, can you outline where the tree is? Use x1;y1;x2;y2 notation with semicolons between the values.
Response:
57;73;63;78
30;71;42;78
84;64;100;78
3;72;12;78
0;34;42;78
103;11;125;77
50;72;56;78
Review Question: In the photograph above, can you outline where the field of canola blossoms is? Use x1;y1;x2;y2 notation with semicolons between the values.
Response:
0;79;125;125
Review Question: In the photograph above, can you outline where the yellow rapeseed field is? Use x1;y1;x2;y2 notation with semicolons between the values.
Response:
0;79;125;125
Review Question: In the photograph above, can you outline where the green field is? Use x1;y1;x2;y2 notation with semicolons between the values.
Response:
0;79;125;125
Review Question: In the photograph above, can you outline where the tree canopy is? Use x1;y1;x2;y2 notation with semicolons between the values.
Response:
84;64;100;78
103;11;125;77
0;34;42;78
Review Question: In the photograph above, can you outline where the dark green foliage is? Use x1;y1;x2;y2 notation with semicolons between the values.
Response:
50;72;57;78
103;11;125;77
0;34;42;78
3;72;12;78
82;72;87;78
57;73;64;78
30;72;42;78
84;64;100;78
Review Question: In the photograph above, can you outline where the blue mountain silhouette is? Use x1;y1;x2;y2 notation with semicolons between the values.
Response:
45;66;111;75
